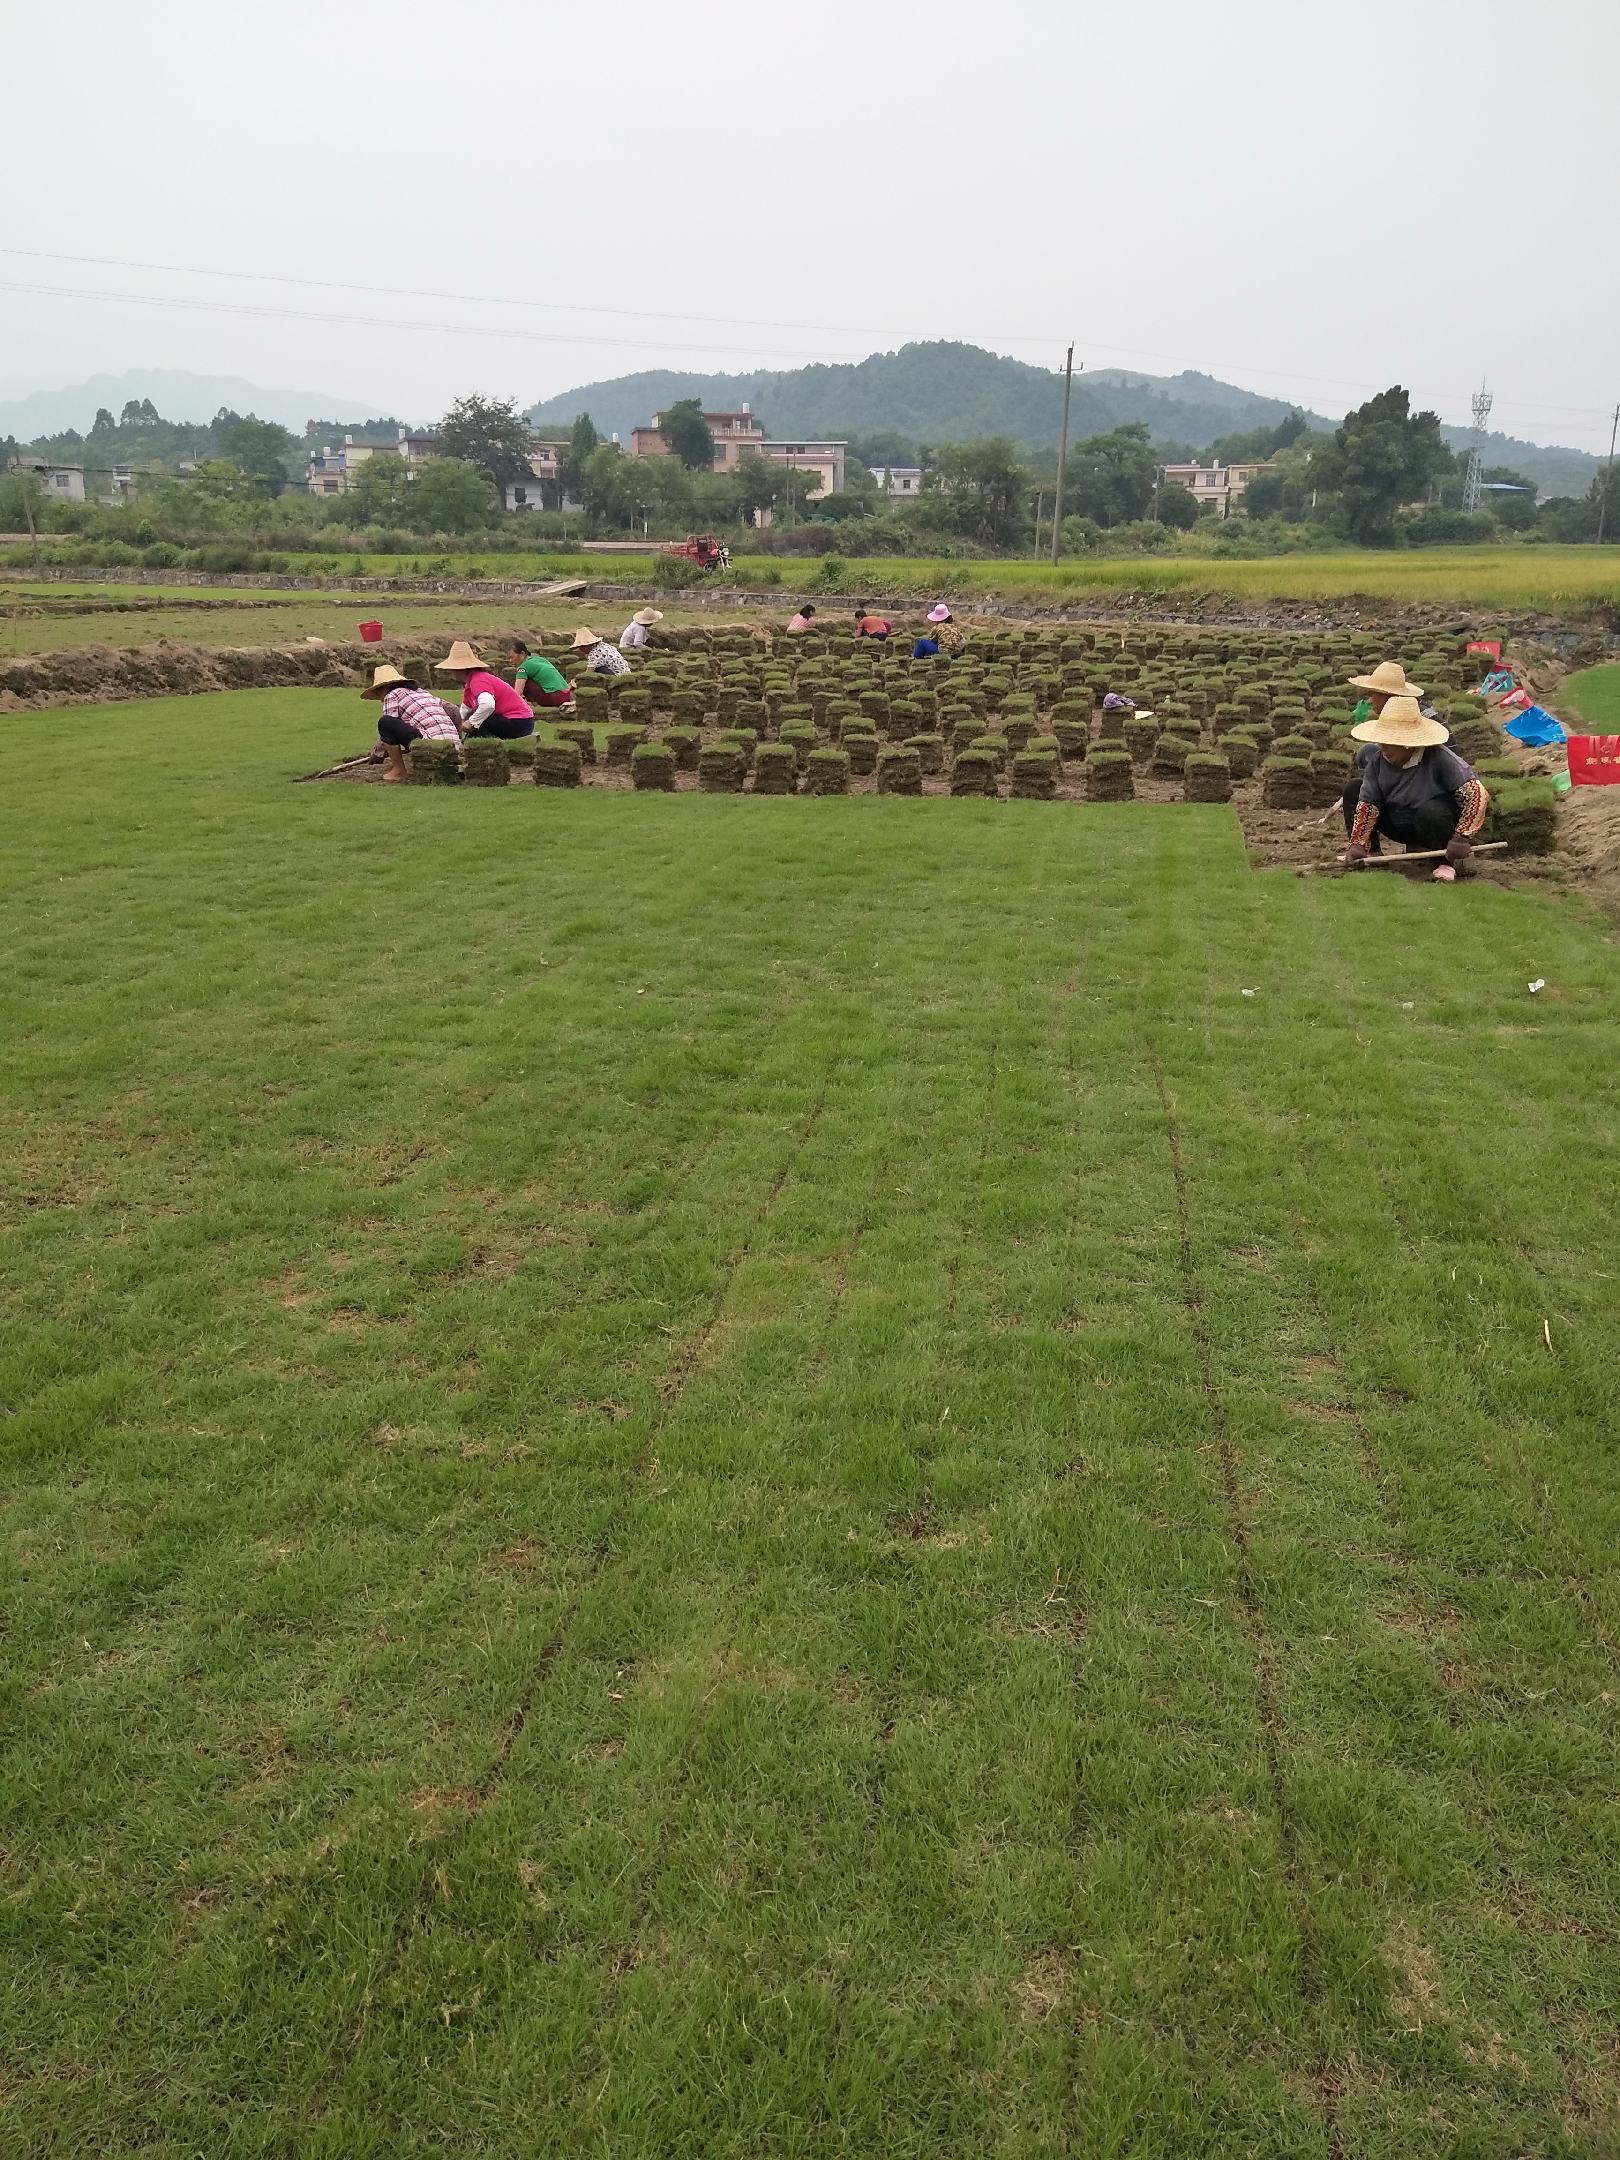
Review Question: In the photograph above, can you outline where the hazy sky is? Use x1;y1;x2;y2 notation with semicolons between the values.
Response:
9;0;1618;449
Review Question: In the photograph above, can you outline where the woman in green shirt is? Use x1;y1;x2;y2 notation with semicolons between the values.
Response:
505;638;574;709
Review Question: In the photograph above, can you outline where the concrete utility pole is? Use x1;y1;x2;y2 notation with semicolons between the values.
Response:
1032;490;1045;558
1050;344;1074;567
1598;403;1619;546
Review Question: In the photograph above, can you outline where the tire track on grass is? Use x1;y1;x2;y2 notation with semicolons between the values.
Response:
331;1057;842;2067
1147;1041;1346;2156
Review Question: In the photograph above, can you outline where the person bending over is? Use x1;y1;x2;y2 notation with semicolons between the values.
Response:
571;627;631;677
434;639;535;738
1341;695;1489;884
786;603;817;633
363;663;461;782
854;604;892;640
506;637;574;710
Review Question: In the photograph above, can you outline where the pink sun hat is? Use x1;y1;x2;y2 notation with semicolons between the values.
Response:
926;603;952;623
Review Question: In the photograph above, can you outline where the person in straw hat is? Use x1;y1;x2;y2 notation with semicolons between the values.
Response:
434;639;535;738
572;627;631;677
1347;657;1428;728
362;662;462;782
1341;694;1490;883
619;607;663;652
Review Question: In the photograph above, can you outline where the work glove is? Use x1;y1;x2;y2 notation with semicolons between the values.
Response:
1444;833;1474;866
1341;843;1371;866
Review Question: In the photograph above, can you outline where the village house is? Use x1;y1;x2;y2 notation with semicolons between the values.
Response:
8;453;86;503
631;405;847;497
870;465;923;505
1157;458;1276;518
304;425;442;495
504;442;573;513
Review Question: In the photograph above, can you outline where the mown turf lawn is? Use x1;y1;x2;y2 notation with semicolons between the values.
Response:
4;691;1620;2158
1560;662;1620;731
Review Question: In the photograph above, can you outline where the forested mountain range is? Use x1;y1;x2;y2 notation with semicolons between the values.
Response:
526;341;1599;500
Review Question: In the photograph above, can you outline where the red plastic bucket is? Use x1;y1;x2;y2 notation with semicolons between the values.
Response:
359;619;383;643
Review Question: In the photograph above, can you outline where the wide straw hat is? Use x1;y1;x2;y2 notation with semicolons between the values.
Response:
435;639;486;672
571;627;603;649
927;603;952;623
1348;658;1425;699
1351;693;1450;748
633;607;664;626
361;663;408;700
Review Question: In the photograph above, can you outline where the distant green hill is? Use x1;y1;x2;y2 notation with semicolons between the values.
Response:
526;340;1600;500
525;342;1325;455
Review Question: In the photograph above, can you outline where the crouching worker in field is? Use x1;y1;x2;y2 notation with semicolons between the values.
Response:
505;637;574;709
1341;695;1489;884
571;627;631;677
364;663;461;782
435;639;535;737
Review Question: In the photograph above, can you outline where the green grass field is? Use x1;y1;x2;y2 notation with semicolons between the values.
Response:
1559;663;1620;730
4;691;1620;2157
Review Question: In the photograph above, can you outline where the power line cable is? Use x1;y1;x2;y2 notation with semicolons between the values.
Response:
4;251;1611;441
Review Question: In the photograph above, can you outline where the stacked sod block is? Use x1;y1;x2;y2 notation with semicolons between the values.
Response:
534;741;583;787
698;745;745;793
844;731;878;776
1010;750;1057;800
1052;718;1090;762
1261;756;1314;809
877;746;923;795
662;728;702;770
462;739;511;787
905;734;945;775
1222;734;1261;781
505;739;537;773
604;726;646;768
630;743;676;791
752;743;799;795
972;733;1010;773
1085;750;1134;801
1484;779;1557;855
779;721;819;767
950;748;1001;797
1310;748;1353;807
1149;734;1198;778
1182;752;1232;804
408;739;461;785
804;748;851;795
556;723;597;765
1125;716;1160;764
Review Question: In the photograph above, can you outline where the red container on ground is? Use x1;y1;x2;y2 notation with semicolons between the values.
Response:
359;620;383;643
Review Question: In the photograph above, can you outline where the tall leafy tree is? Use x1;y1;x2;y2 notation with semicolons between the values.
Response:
918;437;1031;547
220;416;296;498
436;394;536;490
406;457;495;535
1066;424;1158;527
558;412;600;500
1311;387;1454;544
1156;480;1198;529
660;399;715;471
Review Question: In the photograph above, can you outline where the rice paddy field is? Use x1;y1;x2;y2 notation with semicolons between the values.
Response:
5;688;1620;2157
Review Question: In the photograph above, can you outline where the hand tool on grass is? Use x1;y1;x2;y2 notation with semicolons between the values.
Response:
1298;842;1506;877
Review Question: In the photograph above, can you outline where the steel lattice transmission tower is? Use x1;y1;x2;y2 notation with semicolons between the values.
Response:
1462;381;1493;513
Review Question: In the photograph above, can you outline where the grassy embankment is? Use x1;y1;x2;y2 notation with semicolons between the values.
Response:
3;688;1619;2154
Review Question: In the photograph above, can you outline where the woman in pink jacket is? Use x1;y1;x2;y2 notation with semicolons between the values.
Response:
434;639;534;738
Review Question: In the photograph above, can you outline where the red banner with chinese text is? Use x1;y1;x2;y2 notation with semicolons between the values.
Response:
1566;736;1620;786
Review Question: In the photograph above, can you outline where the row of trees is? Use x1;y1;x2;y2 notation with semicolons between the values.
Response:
8;384;1615;552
